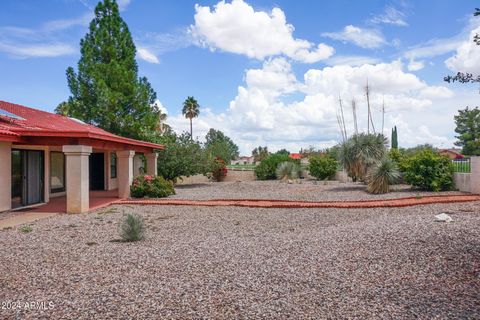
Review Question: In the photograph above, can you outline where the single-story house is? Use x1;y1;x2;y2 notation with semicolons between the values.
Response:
231;156;255;165
0;101;163;214
439;148;464;160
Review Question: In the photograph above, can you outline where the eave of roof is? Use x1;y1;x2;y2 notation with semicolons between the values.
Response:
0;100;164;150
17;130;164;149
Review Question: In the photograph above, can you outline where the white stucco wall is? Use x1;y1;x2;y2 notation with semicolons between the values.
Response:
453;173;471;192
0;142;12;212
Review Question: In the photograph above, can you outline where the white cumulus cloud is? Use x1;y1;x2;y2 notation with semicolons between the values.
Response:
445;26;480;74
189;0;334;63
166;59;458;154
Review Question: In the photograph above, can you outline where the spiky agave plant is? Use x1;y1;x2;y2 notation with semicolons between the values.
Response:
276;161;301;181
339;133;388;182
120;213;145;242
367;156;401;194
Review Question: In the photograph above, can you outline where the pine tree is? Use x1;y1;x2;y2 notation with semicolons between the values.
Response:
57;0;159;141
391;126;398;149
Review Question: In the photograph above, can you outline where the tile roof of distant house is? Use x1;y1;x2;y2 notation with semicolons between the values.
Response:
0;100;164;149
289;153;302;159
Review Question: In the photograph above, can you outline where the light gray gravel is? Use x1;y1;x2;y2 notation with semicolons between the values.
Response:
171;180;464;201
1;200;479;319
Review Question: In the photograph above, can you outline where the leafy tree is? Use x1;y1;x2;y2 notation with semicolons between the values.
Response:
252;146;269;162
454;107;480;155
391;126;398;149
275;149;290;156
204;129;239;163
300;146;318;158
156;132;208;182
57;0;159;141
402;144;437;157
182;96;200;139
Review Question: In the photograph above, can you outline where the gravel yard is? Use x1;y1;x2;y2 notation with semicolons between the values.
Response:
1;200;479;319
171;180;464;201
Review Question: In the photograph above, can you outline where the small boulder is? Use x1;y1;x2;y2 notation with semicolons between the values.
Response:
435;213;453;223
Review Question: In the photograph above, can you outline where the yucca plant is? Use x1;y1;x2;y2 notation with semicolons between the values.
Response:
339;133;388;182
276;161;301;181
119;213;145;242
367;156;401;194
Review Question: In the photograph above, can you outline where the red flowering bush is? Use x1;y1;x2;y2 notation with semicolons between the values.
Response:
209;157;228;181
130;175;175;198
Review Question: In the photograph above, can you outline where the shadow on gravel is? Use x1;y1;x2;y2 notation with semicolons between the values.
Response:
329;185;366;192
175;183;211;189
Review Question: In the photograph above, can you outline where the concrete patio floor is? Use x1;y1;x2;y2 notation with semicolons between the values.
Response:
0;190;120;228
19;190;120;213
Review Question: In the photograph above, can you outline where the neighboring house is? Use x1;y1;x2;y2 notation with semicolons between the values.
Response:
289;153;309;165
0;101;164;214
439;148;464;160
231;156;255;165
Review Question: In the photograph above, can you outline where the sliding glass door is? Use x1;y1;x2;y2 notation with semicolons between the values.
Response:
11;150;44;208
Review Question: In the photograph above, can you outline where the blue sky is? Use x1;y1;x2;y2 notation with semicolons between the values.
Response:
1;0;479;154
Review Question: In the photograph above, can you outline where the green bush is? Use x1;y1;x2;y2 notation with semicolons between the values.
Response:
254;154;299;180
276;161;301;181
119;213;145;242
130;175;175;198
308;155;338;180
402;150;454;191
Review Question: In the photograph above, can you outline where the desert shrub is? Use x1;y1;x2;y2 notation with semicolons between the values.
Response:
402;150;454;191
308;155;338;180
19;225;32;233
276;161;301;181
367;157;401;194
207;157;228;181
119;213;144;242
255;154;299;180
130;175;175;198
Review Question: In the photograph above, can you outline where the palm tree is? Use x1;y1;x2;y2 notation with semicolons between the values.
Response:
182;96;200;139
156;110;168;134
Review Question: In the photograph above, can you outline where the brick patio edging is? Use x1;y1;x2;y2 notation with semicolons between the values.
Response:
114;195;480;209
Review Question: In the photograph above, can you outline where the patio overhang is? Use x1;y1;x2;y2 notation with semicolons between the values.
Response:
14;135;162;154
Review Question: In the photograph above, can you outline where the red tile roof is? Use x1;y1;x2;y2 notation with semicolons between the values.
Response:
289;153;302;159
0;100;164;149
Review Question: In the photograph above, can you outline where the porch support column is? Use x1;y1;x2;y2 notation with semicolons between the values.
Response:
133;154;143;176
63;145;92;214
117;150;135;198
470;156;480;194
145;152;158;176
0;142;12;212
